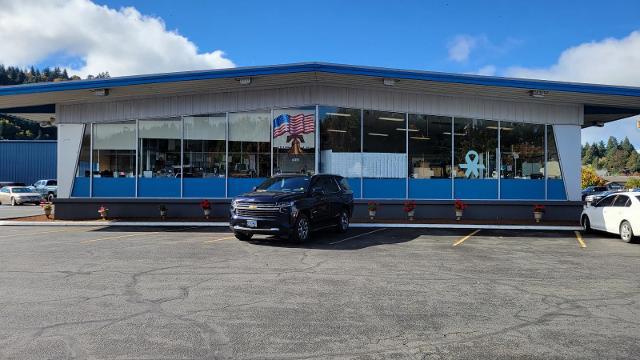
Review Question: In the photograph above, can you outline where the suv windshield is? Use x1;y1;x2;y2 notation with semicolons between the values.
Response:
11;187;32;193
256;177;311;193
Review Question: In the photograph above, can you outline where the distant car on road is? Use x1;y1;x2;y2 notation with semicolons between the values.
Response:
584;190;620;204
0;186;43;206
229;174;354;242
581;192;640;243
32;179;57;202
581;186;607;201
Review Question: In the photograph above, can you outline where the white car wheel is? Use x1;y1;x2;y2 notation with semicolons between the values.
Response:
10;197;16;206
619;221;634;243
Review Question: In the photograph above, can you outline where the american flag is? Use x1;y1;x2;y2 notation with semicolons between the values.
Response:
273;113;315;138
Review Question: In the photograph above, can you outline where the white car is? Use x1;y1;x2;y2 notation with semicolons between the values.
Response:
581;192;640;243
0;186;43;206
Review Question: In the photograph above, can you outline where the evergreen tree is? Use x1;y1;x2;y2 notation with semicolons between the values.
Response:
620;137;635;153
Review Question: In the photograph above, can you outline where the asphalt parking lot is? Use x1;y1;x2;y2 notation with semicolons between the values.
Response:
0;226;639;359
0;204;42;219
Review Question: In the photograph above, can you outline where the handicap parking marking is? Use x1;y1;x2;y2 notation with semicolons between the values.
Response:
574;231;587;248
452;229;481;247
329;228;386;245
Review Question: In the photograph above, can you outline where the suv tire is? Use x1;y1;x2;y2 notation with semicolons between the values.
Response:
234;231;253;241
291;214;310;243
47;193;55;203
336;209;349;233
10;197;17;206
620;221;634;243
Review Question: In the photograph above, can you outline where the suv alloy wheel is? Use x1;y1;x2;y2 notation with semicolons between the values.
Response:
292;214;310;243
336;210;349;233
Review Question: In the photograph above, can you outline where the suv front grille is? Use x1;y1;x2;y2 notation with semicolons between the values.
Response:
235;202;280;219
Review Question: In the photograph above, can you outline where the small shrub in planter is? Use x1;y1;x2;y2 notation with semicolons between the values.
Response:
159;204;168;220
533;204;545;223
367;201;378;220
98;205;109;220
200;200;211;220
40;200;53;219
454;200;466;221
403;200;416;221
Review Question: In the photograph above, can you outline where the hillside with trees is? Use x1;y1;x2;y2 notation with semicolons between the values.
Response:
582;136;640;175
0;65;110;140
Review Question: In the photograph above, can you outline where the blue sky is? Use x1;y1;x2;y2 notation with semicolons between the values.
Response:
2;0;640;147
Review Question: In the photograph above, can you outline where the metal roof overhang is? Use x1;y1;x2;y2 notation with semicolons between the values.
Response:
0;62;639;126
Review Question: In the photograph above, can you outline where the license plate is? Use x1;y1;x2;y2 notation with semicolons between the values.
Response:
246;220;257;228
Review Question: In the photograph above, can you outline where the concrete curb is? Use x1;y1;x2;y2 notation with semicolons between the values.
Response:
0;220;582;231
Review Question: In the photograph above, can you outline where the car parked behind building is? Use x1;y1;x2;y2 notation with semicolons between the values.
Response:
581;192;640;243
581;186;608;201
32;179;57;202
229;174;354;242
0;186;43;206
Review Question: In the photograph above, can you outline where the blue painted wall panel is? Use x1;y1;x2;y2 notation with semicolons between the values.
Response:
93;178;135;197
363;178;405;199
346;178;361;199
228;178;267;197
409;179;452;199
547;179;567;200
183;178;226;198
454;179;498;199
0;141;56;185
501;179;545;200
71;177;90;197
138;178;181;198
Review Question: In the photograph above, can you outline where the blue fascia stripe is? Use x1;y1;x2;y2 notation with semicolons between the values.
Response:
2;62;640;98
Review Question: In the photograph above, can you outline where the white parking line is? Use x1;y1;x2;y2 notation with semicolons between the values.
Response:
329;228;386;245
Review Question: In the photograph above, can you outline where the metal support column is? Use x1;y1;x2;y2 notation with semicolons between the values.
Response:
315;105;320;175
89;123;93;198
450;117;455;199
405;112;409;199
135;119;139;198
225;112;229;198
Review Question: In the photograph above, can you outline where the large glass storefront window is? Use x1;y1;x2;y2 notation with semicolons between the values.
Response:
273;107;315;175
453;118;498;199
408;115;452;198
183;114;226;197
546;125;566;199
228;111;271;196
72;124;91;197
138;118;182;197
500;122;545;199
363;110;406;198
319;107;362;197
92;122;136;197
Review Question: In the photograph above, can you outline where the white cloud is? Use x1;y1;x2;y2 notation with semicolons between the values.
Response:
447;35;479;62
475;65;497;76
0;0;235;77
506;31;640;86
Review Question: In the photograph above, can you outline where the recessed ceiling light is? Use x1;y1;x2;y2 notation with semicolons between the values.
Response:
327;129;347;133
326;112;352;117
378;117;404;122
368;132;389;137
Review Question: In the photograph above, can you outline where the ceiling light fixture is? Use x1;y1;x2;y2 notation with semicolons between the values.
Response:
379;117;405;122
327;129;347;133
410;136;430;140
396;128;419;132
326;112;352;117
368;132;389;137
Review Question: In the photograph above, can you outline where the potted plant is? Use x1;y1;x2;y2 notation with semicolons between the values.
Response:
403;200;416;221
159;204;168;220
367;201;378;220
98;205;109;220
533;204;545;223
454;199;466;221
200;199;211;220
40;200;53;219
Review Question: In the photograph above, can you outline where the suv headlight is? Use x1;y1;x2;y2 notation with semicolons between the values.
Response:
277;201;296;213
230;200;239;211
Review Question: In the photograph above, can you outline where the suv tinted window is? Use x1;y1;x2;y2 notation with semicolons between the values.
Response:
613;195;629;207
46;180;57;186
337;177;351;191
314;177;340;193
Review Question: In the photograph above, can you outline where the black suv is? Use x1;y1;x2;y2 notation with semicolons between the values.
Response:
229;174;354;242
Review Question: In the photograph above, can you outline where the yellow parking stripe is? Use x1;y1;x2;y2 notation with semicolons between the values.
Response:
82;226;199;244
202;236;235;243
574;231;586;248
453;229;481;247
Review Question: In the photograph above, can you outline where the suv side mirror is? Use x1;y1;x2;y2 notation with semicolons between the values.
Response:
251;186;257;191
311;187;325;197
